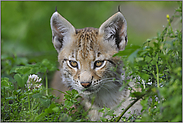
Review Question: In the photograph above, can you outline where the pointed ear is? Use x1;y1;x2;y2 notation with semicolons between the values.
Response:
99;12;128;51
50;12;76;53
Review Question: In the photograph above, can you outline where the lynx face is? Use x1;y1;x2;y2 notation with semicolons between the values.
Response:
50;11;128;96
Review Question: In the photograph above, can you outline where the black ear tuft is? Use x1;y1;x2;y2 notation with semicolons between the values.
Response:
55;6;57;12
118;5;121;12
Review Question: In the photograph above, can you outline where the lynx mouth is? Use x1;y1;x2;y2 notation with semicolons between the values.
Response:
81;86;101;95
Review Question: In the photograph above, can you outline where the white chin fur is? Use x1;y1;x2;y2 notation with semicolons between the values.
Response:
77;86;102;96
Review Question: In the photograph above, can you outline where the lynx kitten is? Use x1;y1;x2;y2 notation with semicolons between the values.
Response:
50;9;141;121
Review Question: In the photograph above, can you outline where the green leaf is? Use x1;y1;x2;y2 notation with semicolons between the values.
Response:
39;66;47;73
140;73;150;81
32;93;42;98
14;74;25;87
52;107;59;112
10;66;32;74
64;94;71;100
40;98;50;108
34;112;47;122
1;77;14;89
66;90;72;95
64;100;73;108
128;49;140;63
15;57;28;65
113;44;141;57
6;96;15;101
130;92;143;98
41;59;50;67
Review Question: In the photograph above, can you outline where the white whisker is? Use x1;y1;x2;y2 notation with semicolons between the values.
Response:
100;79;122;84
101;85;111;93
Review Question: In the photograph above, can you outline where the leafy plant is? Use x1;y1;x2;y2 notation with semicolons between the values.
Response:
113;2;182;122
1;57;89;122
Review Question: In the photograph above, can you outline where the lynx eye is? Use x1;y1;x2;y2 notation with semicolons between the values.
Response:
68;60;78;68
94;60;106;68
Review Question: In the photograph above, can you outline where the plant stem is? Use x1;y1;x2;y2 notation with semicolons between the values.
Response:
45;73;48;96
156;63;159;88
115;87;152;122
28;94;31;114
115;98;140;122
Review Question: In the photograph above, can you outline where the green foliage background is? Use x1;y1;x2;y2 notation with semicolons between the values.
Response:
1;1;178;63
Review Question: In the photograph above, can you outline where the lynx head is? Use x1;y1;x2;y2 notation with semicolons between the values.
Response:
50;10;128;95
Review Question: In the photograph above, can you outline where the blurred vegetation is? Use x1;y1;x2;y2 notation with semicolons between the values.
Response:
1;1;179;64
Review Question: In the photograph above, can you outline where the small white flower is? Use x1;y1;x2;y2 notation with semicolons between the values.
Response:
27;74;42;90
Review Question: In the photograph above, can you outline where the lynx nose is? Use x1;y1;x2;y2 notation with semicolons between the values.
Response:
80;82;91;88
